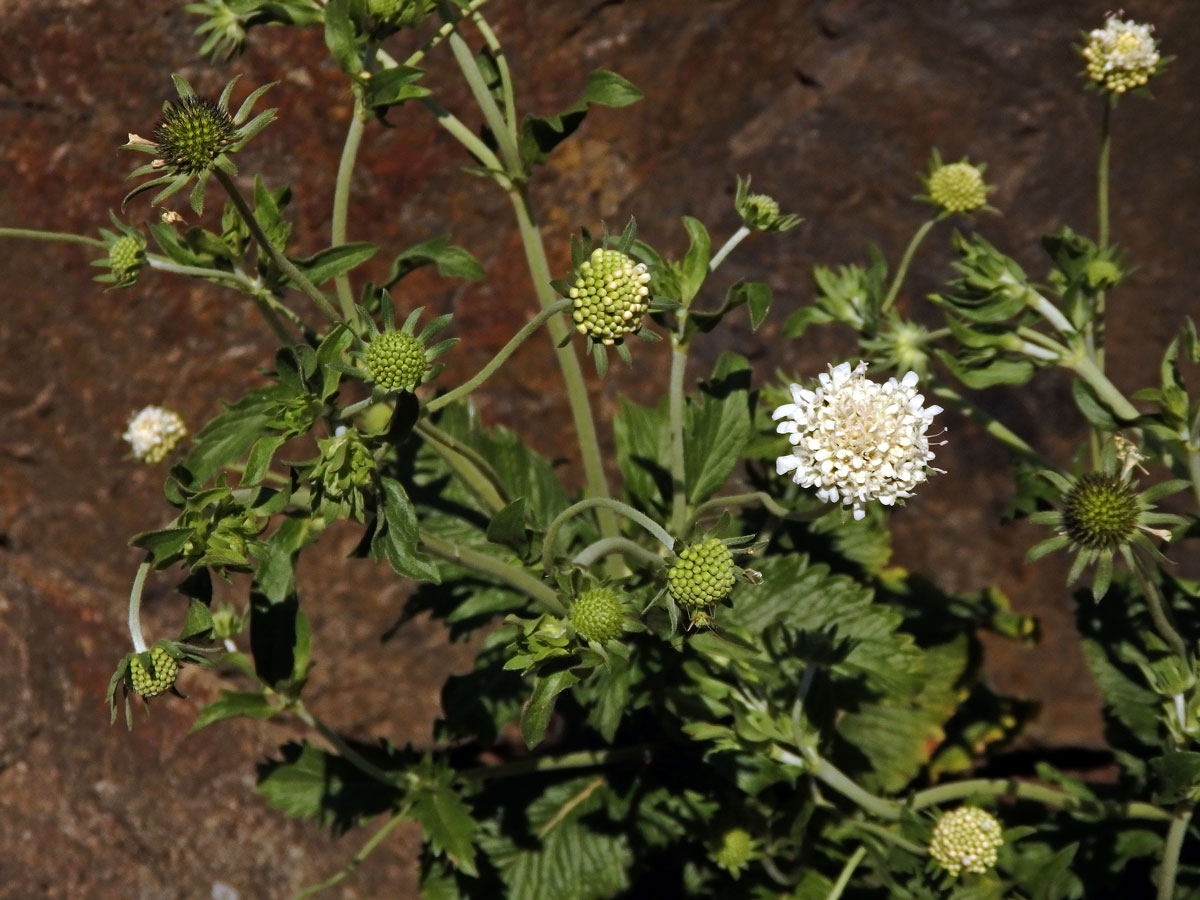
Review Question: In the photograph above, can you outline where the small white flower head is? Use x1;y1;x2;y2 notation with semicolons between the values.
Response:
929;806;1003;877
123;405;187;464
772;362;944;520
1082;15;1161;94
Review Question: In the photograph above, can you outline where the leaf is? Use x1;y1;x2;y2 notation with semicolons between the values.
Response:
190;690;277;733
373;476;441;582
254;517;312;605
363;64;430;113
1071;377;1121;429
241;434;287;487
323;0;363;76
178;596;214;642
1149;750;1200;804
684;352;751;505
613;396;671;512
678;216;710;304
289;241;378;286
384;235;485;287
520;666;580;749
411;758;479;876
518;68;643;169
487;498;529;556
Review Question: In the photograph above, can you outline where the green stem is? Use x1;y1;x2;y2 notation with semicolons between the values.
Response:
1008;277;1075;336
421;529;567;616
1157;802;1194;900
446;23;522;174
465;7;518;155
686;491;807;535
1098;93;1114;251
415;418;509;514
332;98;367;328
930;382;1042;463
708;225;751;272
542;497;675;574
806;754;902;820
127;560;152;653
291;811;409;900
881;217;937;313
825;846;868;900
571;536;667;569
1066;349;1141;421
848;821;927;856
426;298;572;412
213;169;342;323
1014;327;1070;361
460;745;650;782
404;0;491;67
417;96;506;174
1187;437;1200;512
910;778;1170;821
668;336;689;534
291;700;401;788
1132;555;1190;663
507;188;619;550
0;226;105;247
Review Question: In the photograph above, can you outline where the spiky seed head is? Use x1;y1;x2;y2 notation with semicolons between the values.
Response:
668;537;736;608
710;828;755;875
366;330;428;393
571;587;625;643
929;806;1003;877
129;645;179;698
1062;472;1140;551
928;162;988;212
569;248;651;346
154;96;237;174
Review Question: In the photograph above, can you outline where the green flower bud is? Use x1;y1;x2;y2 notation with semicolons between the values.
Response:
108;235;144;282
129;644;179;698
368;0;433;28
1085;258;1122;290
569;248;651;346
740;193;780;230
571;587;625;644
1063;472;1140;551
154;95;237;175
928;161;988;213
366;330;428;393
710;828;755;876
929;806;1003;877
668;537;736;608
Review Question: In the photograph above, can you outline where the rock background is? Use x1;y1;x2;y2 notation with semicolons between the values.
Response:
1;1;1197;897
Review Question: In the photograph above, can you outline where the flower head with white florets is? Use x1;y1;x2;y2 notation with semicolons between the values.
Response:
772;362;944;520
123;405;187;464
1081;15;1163;95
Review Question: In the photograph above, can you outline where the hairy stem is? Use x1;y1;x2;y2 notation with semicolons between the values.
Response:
910;777;1170;821
291;811;408;900
214;169;341;323
881;217;937;313
127;560;152;653
1157;802;1194;900
543;497;676;574
709;225;751;272
415;418;509;514
826;846;868;900
446;21;522;174
332;98;367;328
404;0;492;67
571;536;667;569
426;298;573;412
0;226;105;247
669;336;689;534
1132;555;1190;663
421;529;567;616
1066;349;1141;421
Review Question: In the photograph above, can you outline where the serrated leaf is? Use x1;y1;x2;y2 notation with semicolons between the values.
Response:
487;497;529;555
1149;750;1200;804
520;666;580;749
684;352;751;504
374;476;441;582
613;396;672;513
178;596;214;642
412;762;479;876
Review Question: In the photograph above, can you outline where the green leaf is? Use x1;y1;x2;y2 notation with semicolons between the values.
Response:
374;476;441;582
363;64;430;113
487;498;529;556
520;666;580;749
411;758;479;876
254;517;312;605
518;68;643;169
384;234;485;286
190;690;276;733
1149;750;1200;804
178;596;215;642
684;352;751;504
290;242;377;287
613;396;671;513
323;0;363;76
1071;377;1121;429
241;434;287;487
678;216;710;304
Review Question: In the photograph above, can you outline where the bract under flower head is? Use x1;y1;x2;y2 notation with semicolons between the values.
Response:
1082;15;1161;93
773;362;943;519
123;405;187;464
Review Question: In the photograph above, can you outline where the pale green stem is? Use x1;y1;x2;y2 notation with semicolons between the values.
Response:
1004;275;1075;336
686;491;806;536
403;0;491;67
464;6;518;153
460;745;649;782
426;298;572;412
881;217;937;313
929;383;1042;463
1094;95;1115;367
543;497;675;574
446;25;522;174
332;99;367;327
668;337;689;534
1157;803;1194;900
415;419;509;514
421;529;567;616
0;226;105;247
708;225;750;272
910;778;1169;821
417;95;507;174
825;846;868;900
849;821;927;856
214;169;342;323
338;396;376;420
806;754;902;820
127;560;152;653
571;536;666;569
291;811;409;900
507;188;619;552
1187;437;1200;511
1131;555;1190;663
1065;350;1141;421
291;700;401;787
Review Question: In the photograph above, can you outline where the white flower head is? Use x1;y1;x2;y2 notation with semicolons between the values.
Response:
123;405;187;464
1082;15;1161;93
772;362;944;520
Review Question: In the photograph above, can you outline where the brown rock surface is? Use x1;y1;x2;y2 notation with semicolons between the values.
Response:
2;1;1197;897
